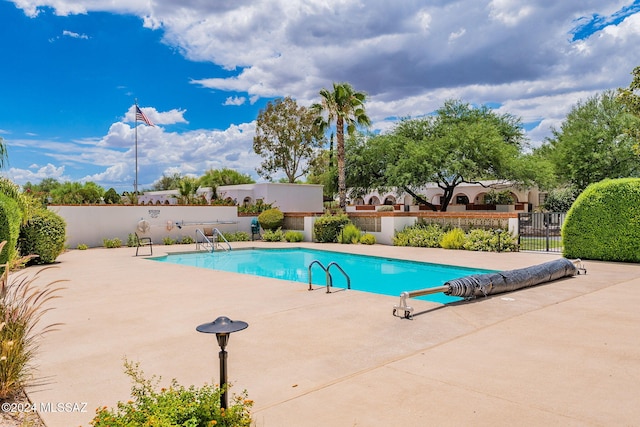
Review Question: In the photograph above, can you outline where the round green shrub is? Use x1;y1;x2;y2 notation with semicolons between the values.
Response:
258;208;284;231
440;227;466;249
313;214;350;243
18;209;66;264
359;233;376;245
562;178;640;262
0;193;22;268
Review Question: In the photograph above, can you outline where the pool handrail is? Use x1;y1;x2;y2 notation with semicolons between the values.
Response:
308;260;350;293
195;228;231;252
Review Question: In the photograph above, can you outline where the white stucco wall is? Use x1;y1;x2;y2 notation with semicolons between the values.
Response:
49;205;239;248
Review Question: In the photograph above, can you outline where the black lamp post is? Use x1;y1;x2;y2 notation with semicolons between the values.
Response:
196;316;248;409
495;228;503;252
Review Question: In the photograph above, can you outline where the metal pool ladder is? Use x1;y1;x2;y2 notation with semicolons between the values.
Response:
308;260;351;293
195;228;232;252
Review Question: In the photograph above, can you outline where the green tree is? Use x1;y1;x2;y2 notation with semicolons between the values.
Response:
312;83;370;209
199;168;254;199
151;173;182;191
175;177;199;204
346;100;530;211
617;65;640;154
306;149;338;200
49;181;104;204
103;187;121;204
542;90;640;191
253;97;325;183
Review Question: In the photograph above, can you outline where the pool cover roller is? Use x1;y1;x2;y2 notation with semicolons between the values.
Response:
393;258;586;319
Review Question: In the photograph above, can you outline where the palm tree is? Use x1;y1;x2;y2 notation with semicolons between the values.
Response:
312;83;370;210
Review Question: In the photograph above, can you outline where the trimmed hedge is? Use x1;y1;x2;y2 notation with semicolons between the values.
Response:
19;209;66;264
258;208;284;231
562;178;640;262
0;193;22;268
313;214;350;243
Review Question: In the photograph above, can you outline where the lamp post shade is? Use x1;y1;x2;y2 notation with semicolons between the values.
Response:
196;316;248;334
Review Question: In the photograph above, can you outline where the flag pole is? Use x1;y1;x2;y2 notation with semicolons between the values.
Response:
134;98;138;194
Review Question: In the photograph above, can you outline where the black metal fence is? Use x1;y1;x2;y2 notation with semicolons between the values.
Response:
518;212;566;252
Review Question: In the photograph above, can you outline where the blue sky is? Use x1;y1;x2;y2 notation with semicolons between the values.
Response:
1;0;640;192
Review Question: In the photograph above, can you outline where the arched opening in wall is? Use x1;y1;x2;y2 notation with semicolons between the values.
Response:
383;195;396;205
354;197;364;205
509;192;518;203
475;192;488;204
243;196;253;207
367;196;380;205
431;194;444;205
454;193;469;205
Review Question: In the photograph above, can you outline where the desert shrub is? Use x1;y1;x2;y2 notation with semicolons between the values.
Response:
340;223;361;244
258;208;284;231
284;230;304;242
127;233;137;247
563;178;640;262
262;228;284;242
313;214;350;243
359;233;376;245
77;243;89;250
162;237;176;245
0;194;22;269
440;228;466;249
0;242;64;399
484;189;514;205
90;359;253;427
377;205;394;212
463;229;516;252
103;238;122;248
393;223;443;247
18;209;66;264
180;235;195;244
222;231;250;242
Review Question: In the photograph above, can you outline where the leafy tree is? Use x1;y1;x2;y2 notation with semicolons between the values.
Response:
151;173;182;191
49;181;104;204
347;100;530;211
253;97;325;183
103;187;121;204
312;83;370;209
175;177;200;204
617;65;640;153
199;168;254;199
541;90;640;191
306;149;338;200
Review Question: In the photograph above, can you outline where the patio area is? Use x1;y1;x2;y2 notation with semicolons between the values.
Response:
25;242;640;426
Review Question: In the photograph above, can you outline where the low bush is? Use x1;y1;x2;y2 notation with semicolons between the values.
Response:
340;223;361;244
563;178;640;262
284;230;304;242
377;205;394;212
180;235;195;244
103;238;122;248
258;208;284;231
263;228;285;242
313;214;350;243
90;359;253;427
77;243;89;250
393;223;443;247
440;227;466;249
18;209;66;264
126;233;137;247
0;194;22;270
162;237;176;245
463;229;516;252
359;233;376;245
222;231;250;242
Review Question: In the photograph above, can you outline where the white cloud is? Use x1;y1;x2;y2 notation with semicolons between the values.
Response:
62;29;88;39
223;96;246;106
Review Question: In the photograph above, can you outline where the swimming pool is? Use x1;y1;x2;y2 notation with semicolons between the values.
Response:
150;248;494;304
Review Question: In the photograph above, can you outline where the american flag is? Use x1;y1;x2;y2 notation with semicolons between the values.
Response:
136;106;154;126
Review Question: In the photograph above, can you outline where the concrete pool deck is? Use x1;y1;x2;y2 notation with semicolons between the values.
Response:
25;242;640;426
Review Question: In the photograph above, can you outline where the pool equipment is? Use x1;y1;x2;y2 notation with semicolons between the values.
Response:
393;258;586;319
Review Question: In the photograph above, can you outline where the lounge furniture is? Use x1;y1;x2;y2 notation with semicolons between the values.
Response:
135;232;153;256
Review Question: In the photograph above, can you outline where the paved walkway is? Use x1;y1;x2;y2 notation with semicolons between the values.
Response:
24;243;640;426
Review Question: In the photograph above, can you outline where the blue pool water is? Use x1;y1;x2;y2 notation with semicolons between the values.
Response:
150;248;494;304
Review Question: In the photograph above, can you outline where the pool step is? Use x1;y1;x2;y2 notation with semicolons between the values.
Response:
308;260;351;293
